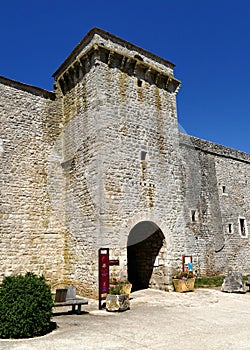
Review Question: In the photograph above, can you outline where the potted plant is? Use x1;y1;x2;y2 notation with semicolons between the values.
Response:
172;271;195;292
106;278;132;312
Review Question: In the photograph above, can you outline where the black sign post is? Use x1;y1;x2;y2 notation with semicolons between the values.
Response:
98;248;109;310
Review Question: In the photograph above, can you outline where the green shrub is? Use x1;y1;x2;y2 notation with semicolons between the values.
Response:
194;275;225;288
195;275;248;288
0;272;54;339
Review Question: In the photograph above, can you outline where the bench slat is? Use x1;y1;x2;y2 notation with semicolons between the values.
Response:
54;299;88;307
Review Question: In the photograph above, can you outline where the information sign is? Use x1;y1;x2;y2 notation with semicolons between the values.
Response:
98;248;109;309
182;255;193;272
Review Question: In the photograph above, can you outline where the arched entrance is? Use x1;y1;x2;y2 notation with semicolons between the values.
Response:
127;221;165;291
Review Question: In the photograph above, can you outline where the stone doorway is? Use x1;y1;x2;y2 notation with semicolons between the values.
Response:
127;221;165;291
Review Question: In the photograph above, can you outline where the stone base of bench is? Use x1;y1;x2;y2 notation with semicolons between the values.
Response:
54;298;88;314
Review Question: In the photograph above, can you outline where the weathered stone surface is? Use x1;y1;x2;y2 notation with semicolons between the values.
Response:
221;271;246;293
1;28;250;298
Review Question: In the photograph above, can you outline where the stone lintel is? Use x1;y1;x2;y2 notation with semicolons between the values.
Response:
56;44;181;95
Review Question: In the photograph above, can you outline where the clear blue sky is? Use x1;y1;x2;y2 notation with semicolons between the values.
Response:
1;1;250;153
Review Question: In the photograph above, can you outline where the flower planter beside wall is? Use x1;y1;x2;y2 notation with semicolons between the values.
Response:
172;278;195;293
106;294;130;312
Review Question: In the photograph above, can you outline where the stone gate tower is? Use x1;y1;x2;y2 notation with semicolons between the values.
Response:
51;28;182;295
3;28;248;297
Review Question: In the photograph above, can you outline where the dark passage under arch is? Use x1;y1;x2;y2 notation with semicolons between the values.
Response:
127;221;164;291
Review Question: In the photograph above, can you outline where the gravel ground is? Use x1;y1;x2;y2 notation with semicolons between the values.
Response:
1;288;250;350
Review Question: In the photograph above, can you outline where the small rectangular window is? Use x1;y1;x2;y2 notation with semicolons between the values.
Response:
137;79;142;87
226;223;234;234
191;210;197;222
141;150;147;161
222;185;228;196
239;217;248;237
240;218;245;235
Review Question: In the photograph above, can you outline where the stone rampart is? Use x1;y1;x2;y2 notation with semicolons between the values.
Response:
0;77;65;287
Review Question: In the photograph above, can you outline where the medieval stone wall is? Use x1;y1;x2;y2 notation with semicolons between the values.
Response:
0;78;65;287
180;134;250;276
53;29;184;296
53;67;104;297
1;28;250;297
95;59;182;287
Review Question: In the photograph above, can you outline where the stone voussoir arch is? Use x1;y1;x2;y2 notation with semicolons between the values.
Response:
124;213;171;291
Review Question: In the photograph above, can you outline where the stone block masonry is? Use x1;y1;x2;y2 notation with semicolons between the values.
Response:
0;77;65;287
52;28;186;296
1;28;250;297
180;134;250;276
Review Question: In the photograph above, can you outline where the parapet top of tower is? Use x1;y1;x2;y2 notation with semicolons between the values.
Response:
53;27;181;95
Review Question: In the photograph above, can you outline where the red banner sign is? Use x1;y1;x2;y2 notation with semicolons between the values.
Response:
98;248;109;309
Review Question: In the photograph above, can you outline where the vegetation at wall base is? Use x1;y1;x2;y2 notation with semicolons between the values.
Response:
194;275;225;288
0;272;54;339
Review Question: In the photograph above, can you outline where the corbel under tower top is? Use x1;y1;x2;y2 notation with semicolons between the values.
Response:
53;27;181;96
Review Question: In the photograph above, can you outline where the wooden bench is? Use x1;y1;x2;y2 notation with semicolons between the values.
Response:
54;286;88;314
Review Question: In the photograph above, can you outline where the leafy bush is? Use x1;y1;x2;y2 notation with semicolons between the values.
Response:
0;272;54;339
109;277;131;295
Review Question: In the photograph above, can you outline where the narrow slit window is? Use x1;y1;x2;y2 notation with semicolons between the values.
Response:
239;218;246;236
191;210;197;222
141;150;147;161
222;186;226;193
228;224;232;233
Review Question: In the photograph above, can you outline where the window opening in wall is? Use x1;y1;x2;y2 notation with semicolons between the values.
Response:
141;150;147;161
222;186;226;194
137;79;142;87
191;210;197;222
239;217;247;236
228;224;232;234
